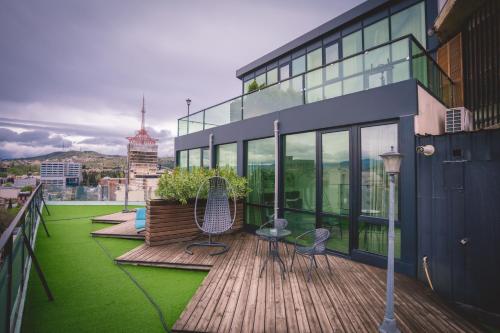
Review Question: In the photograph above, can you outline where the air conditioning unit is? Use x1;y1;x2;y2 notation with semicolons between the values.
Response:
445;107;473;133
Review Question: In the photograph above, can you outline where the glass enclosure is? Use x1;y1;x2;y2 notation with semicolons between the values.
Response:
178;35;454;136
188;148;201;170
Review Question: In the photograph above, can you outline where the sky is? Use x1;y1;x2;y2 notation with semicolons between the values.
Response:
0;0;363;159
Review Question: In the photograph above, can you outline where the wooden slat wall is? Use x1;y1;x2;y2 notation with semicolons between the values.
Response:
437;33;464;107
146;200;244;246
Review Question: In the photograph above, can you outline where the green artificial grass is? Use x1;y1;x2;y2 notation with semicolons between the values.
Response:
22;205;207;333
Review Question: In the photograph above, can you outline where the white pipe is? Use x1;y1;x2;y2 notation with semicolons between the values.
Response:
209;133;214;169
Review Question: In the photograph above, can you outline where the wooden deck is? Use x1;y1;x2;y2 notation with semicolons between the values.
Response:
91;211;136;224
91;220;144;240
117;232;482;333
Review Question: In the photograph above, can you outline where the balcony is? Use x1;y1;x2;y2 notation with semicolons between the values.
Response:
178;35;454;136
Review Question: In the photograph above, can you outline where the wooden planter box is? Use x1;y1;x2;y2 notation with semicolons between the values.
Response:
146;199;244;246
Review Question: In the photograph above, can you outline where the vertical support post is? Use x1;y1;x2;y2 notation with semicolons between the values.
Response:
209;133;214;169
21;229;54;301
274;120;279;220
379;173;400;333
124;143;130;212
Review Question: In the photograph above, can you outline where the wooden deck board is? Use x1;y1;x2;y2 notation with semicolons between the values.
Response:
91;220;144;240
91;211;136;224
115;232;481;333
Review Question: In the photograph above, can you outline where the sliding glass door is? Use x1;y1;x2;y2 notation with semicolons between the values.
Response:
320;130;350;253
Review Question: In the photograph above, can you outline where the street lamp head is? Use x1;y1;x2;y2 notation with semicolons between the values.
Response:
186;98;191;106
380;146;403;174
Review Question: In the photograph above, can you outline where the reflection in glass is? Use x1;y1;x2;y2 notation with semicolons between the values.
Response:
292;55;306;76
244;79;253;93
364;18;389;49
325;43;339;64
246;137;275;206
343;75;364;94
284;210;316;240
267;68;278;85
360;124;398;219
280;64;290;81
324;82;342;99
188;148;201;170
325;63;340;81
307;48;322;70
284;132;316;211
342;30;362;57
255;73;266;87
391;2;426;48
216;143;237;170
358;222;401;259
343;54;363;77
178;150;188;169
246;204;274;228
322;131;350;253
202;148;210;168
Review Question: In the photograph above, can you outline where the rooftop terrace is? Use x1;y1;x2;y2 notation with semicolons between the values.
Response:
3;201;487;332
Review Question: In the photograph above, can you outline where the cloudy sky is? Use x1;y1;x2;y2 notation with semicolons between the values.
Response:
0;0;363;158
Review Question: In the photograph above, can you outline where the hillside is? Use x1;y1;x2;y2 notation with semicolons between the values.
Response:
11;150;123;161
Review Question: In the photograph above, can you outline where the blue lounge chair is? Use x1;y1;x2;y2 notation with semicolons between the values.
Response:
135;208;146;232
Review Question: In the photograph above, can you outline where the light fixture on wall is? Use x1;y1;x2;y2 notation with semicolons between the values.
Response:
416;145;435;156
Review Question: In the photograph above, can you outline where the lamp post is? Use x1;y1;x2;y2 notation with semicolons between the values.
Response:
123;143;130;213
379;146;403;333
186;98;191;116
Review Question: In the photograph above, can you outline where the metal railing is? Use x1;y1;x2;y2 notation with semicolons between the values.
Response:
0;184;53;333
178;35;454;136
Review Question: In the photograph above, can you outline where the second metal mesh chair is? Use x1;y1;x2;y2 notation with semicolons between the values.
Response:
289;228;332;282
185;176;236;256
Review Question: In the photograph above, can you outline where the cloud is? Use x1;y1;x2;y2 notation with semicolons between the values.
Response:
0;0;363;159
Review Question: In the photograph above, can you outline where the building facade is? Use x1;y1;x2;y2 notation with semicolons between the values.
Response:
174;0;455;277
40;161;82;186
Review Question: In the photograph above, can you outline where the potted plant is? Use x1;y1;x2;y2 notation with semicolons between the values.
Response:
146;167;250;246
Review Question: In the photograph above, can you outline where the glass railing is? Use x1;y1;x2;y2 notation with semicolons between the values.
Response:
178;35;454;136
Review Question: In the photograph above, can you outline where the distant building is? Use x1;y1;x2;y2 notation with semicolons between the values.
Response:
126;97;160;201
40;161;82;186
13;175;37;188
127;97;159;179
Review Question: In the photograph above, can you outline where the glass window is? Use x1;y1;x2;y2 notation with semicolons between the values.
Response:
255;73;266;88
243;79;253;93
246;204;274;228
307;48;322;70
343;75;364;94
322;130;350;253
358;223;401;258
364;18;389;49
342;30;362;57
360;124;398;219
267;68;278;85
188;148;201;170
292;55;306;76
178;150;188;169
324;82;342;99
305;68;323;89
246;137;275;206
280;64;290;81
202;148;210;168
216;143;237;170
325;63;340;81
391;2;426;48
343;54;363;77
325;42;339;64
284;210;316;241
284;132;316;211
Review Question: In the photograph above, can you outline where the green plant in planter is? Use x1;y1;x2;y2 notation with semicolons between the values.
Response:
156;167;250;204
247;80;259;93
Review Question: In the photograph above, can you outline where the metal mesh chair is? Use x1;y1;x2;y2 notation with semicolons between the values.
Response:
289;228;332;282
255;217;289;255
185;176;236;256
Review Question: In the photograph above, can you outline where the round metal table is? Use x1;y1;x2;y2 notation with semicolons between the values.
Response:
256;228;291;280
